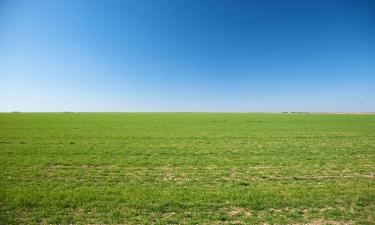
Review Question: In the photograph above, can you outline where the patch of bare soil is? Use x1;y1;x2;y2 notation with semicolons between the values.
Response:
292;219;353;225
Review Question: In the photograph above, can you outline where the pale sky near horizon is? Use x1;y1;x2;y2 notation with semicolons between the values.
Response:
1;0;374;112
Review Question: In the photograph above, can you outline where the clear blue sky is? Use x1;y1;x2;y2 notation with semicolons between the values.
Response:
1;0;374;112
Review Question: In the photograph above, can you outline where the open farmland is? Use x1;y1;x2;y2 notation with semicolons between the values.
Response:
0;113;374;224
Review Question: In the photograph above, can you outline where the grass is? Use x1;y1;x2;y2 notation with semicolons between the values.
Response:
0;113;374;224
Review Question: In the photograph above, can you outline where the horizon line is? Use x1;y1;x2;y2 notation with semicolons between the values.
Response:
1;111;375;114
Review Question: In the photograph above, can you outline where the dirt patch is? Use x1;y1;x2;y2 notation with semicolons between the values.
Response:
227;206;253;217
292;219;353;225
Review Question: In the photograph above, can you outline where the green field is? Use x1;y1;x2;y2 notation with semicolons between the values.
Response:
1;113;374;224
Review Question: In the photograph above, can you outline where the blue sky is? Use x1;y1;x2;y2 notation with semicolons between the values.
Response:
1;0;374;112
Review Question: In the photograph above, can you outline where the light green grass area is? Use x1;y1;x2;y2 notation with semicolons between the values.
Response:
1;113;374;224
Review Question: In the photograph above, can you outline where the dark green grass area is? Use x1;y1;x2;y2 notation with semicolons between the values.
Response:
1;113;374;224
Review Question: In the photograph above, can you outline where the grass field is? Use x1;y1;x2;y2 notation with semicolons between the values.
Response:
0;113;374;224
